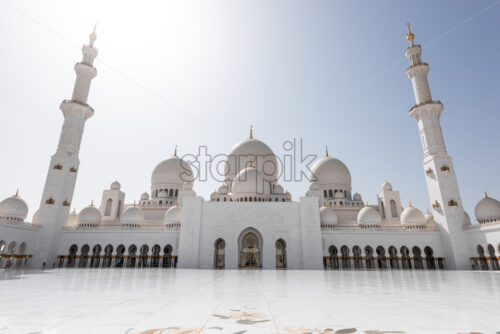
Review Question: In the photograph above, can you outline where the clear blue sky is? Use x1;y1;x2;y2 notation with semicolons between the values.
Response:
0;0;499;220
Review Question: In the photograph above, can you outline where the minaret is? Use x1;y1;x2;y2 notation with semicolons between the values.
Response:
405;24;469;269
32;28;98;267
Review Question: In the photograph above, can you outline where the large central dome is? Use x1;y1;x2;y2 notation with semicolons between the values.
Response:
224;135;278;182
309;155;351;189
151;155;194;187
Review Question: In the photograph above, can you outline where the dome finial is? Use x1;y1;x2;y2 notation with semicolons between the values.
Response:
133;200;136;206
89;23;97;46
406;23;415;45
485;191;488;198
72;208;76;214
249;124;254;139
174;145;177;157
14;189;19;197
90;200;94;206
325;146;329;157
365;201;369;207
409;201;413;208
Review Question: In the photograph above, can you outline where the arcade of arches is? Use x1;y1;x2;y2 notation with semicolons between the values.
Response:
0;240;31;269
324;245;446;270
472;244;500;271
58;243;177;268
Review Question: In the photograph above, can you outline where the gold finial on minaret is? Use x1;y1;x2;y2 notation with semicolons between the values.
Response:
406;23;415;46
249;125;254;139
14;189;19;197
325;146;329;157
174;145;177;157
89;23;97;46
485;191;488;198
90;200;94;206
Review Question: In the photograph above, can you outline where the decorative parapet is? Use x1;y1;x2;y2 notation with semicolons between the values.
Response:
63;224;180;232
0;220;41;229
321;225;439;232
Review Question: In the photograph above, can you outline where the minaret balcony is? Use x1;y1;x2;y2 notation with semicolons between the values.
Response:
406;62;428;71
408;100;442;114
61;99;94;112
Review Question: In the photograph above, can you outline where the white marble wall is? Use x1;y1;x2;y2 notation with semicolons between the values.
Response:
178;196;323;269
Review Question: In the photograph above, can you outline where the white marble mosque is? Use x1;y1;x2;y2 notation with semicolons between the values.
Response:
1;25;500;273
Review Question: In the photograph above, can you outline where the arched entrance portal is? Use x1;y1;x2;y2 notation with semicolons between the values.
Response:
239;228;262;269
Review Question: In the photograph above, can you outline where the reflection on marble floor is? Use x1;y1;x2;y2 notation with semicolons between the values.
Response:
0;269;499;334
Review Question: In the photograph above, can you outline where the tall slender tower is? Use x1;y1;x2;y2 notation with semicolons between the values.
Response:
32;28;98;267
405;25;469;269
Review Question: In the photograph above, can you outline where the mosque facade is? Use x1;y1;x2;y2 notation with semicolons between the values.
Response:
1;26;500;271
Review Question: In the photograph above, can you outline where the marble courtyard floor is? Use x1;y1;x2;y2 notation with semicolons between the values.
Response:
0;269;499;334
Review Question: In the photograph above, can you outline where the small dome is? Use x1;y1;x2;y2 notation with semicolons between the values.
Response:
309;156;351;188
424;210;435;225
353;193;362;201
357;206;381;226
475;194;500;223
0;194;29;220
273;184;284;195
77;205;101;226
334;191;344;199
401;205;425;226
121;206;144;225
309;182;320;191
231;167;271;195
382;181;393;192
67;208;78;226
320;206;338;225
218;184;228;194
140;192;149;200
32;209;41;225
210;191;218;200
164;205;182;224
151;156;194;187
110;180;121;190
463;211;471;226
